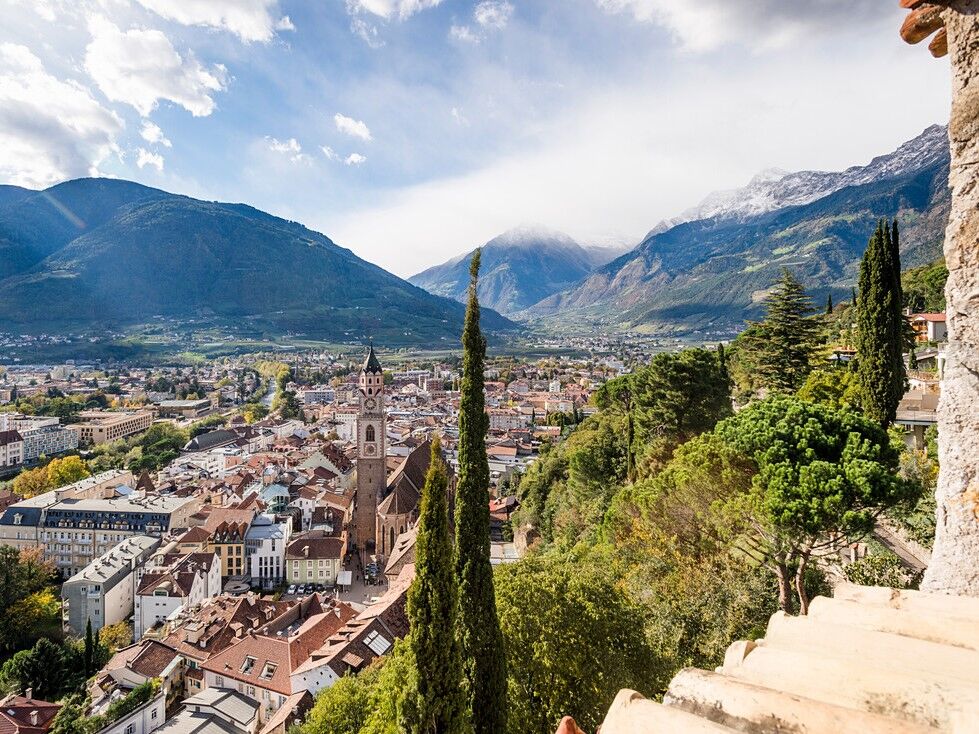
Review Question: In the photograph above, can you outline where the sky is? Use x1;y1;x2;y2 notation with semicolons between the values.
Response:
0;0;951;277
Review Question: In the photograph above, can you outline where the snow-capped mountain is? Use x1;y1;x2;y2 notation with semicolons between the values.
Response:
648;124;948;236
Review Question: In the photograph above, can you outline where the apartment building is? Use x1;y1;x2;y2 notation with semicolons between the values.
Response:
62;535;161;635
0;487;200;576
72;410;154;445
0;414;78;462
135;552;222;639
0;430;24;469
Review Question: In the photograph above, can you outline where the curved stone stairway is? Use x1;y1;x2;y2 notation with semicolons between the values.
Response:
566;583;979;733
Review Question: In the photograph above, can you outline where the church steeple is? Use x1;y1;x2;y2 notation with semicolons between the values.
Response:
362;342;382;375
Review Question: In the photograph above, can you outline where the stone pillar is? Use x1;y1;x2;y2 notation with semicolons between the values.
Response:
922;1;979;595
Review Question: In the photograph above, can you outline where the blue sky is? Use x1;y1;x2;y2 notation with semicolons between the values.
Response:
0;0;951;276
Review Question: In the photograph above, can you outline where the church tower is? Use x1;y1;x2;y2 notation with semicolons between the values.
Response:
353;344;385;562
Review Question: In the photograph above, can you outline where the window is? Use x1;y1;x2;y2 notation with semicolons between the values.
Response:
364;630;391;656
365;425;375;443
241;656;257;674
215;676;224;687
151;710;158;721
125;725;134;734
259;662;277;680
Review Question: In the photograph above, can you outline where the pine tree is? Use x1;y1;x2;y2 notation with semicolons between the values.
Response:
454;250;508;734
751;269;820;392
856;220;906;427
404;438;470;734
826;293;834;315
84;619;94;677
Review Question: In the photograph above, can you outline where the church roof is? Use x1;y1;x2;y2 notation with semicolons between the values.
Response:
362;344;383;375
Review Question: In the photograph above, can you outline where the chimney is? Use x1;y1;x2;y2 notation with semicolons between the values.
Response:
25;688;32;701
30;712;38;726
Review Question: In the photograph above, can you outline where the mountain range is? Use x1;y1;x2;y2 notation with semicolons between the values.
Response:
408;227;627;317
0;179;513;344
523;124;949;333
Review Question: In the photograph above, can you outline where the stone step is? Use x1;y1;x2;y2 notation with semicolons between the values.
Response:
809;595;979;650
835;583;979;619
761;611;979;684
721;642;979;730
599;689;740;733
663;667;937;734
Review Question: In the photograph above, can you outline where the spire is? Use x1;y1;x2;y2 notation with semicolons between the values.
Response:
362;342;382;374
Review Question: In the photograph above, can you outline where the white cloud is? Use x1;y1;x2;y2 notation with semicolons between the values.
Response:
134;0;293;43
451;107;469;126
474;1;513;29
334;113;372;141
344;0;444;20
320;145;339;161
0;43;123;188
350;17;384;48
140;120;172;147
595;0;880;52
136;147;164;170
328;43;948;277
84;16;228;118
449;25;479;43
345;153;367;166
266;136;310;163
85;17;227;117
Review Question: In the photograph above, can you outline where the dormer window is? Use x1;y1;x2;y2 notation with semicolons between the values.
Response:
240;656;257;674
259;662;277;680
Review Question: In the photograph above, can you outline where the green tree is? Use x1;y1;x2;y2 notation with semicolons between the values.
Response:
495;554;658;734
0;638;68;701
303;670;379;734
84;620;95;678
746;269;821;392
99;622;132;653
902;258;948;312
629;349;732;474
453;250;507;734
843;552;921;589
796;368;861;410
714;395;914;613
856;220;907;427
403;438;470;734
0;547;57;653
826;293;834;314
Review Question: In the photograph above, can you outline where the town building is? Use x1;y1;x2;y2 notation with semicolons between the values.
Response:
200;596;356;722
0;475;197;577
62;535;161;635
352;346;385;563
284;532;346;586
909;312;948;343
135;552;222;639
0;430;24;469
245;515;290;590
0;414;78;462
72;410;154;445
0;693;61;734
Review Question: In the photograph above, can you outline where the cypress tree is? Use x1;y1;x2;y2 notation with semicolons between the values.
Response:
404;437;470;734
454;250;507;734
826;293;834;315
752;269;820;392
84;619;94;677
856;220;906;426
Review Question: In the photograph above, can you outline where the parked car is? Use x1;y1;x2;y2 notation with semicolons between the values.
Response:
287;585;297;595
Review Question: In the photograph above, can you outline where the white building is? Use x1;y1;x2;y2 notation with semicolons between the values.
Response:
134;552;221;639
62;535;160;635
300;388;336;406
0;430;24;469
245;515;291;590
